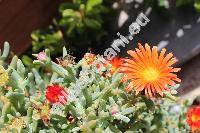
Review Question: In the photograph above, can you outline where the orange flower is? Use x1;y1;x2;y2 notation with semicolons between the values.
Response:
96;57;122;77
83;53;96;65
187;106;200;132
120;43;181;97
109;57;122;74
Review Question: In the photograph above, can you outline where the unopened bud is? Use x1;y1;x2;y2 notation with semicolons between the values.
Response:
37;52;47;61
111;106;119;115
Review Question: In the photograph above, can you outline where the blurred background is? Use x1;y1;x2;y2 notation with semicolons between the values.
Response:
0;0;200;99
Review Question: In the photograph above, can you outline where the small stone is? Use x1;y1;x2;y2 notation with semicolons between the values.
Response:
183;24;192;29
158;40;169;51
176;29;184;38
118;10;129;28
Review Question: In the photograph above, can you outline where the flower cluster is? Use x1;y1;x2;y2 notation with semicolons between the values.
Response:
0;42;190;132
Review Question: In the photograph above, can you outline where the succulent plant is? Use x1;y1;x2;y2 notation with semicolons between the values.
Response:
0;42;191;132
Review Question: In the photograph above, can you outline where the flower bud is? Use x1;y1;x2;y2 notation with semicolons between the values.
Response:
37;52;47;61
111;106;119;115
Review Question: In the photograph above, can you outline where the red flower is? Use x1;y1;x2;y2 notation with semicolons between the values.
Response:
109;57;122;74
45;85;68;104
187;106;200;132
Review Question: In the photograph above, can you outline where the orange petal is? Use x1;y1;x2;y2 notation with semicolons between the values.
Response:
125;83;134;92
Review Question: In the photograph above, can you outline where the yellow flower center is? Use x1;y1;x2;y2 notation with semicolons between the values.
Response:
191;115;200;122
143;68;159;82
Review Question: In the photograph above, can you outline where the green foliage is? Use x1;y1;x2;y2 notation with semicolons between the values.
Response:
0;43;191;132
194;0;200;12
28;1;112;53
175;0;200;11
175;0;193;7
146;0;200;11
31;26;64;55
173;0;200;11
58;0;109;46
22;0;115;67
